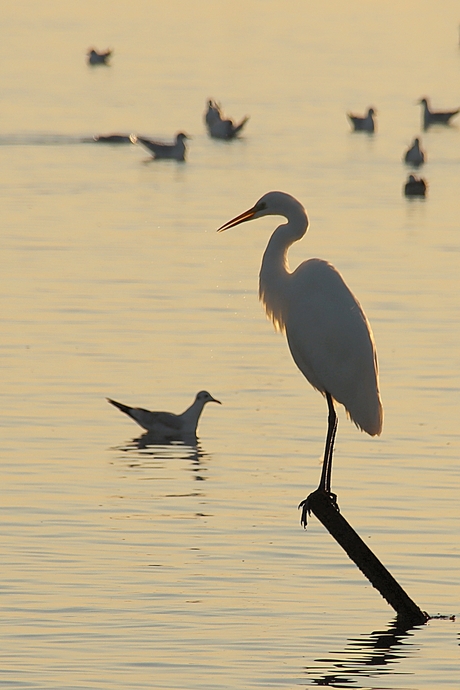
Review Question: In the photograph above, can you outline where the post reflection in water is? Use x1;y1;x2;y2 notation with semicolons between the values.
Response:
304;618;421;688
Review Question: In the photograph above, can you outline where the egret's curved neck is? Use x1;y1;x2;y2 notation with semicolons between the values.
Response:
259;206;309;331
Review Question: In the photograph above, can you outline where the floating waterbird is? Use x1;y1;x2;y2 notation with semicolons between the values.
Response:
87;48;112;65
130;132;189;161
403;137;425;166
418;97;459;128
93;134;131;143
347;107;376;132
404;174;427;197
204;99;249;139
218;192;383;527
107;391;221;439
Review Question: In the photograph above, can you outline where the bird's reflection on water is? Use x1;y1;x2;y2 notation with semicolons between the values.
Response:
111;432;210;481
304;617;422;688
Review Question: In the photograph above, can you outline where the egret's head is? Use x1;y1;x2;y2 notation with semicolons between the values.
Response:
217;191;305;232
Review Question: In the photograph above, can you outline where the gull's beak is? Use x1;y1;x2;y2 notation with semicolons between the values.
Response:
211;396;222;405
217;205;257;232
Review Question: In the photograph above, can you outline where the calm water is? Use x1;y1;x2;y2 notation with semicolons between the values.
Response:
1;2;459;689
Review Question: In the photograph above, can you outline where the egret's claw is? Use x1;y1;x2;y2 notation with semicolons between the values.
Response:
298;496;312;528
298;489;340;528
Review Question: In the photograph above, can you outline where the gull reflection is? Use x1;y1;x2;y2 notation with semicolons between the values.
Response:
112;432;210;481
304;617;421;688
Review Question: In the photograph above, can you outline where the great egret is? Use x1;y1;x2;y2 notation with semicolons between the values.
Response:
347;107;376;132
204;99;249;139
107;390;221;439
218;191;383;526
404;174;427;197
130;133;189;161
418;97;459;129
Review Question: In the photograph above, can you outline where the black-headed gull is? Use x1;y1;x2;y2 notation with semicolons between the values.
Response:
107;390;221;439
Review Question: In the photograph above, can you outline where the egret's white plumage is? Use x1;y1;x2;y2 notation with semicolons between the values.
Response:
218;191;383;524
107;390;221;440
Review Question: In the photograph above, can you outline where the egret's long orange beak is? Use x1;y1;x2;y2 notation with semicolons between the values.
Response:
217;205;257;232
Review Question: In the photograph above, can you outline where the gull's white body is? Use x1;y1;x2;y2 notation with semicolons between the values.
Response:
87;48;112;65
204;99;249;140
404;137;425;166
130;133;188;161
107;390;221;438
404;174;427;197
347;107;376;133
419;97;459;128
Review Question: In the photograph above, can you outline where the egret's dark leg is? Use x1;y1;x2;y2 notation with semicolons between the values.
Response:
318;392;338;493
299;392;339;528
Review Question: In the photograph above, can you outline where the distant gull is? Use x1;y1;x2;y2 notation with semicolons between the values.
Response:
130;132;189;161
347;107;376;133
204;99;249;139
93;134;131;143
87;48;112;65
418;97;459;129
403;137;425;166
107;391;221;439
404;174;427;197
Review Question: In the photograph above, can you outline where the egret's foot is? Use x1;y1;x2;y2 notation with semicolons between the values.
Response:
298;489;340;528
298;495;313;528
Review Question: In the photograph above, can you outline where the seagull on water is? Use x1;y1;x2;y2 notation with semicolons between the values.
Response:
87;48;112;65
93;134;131;143
107;391;221;439
403;137;425;166
418;97;459;129
130;132;189;161
404;174;427;197
204;99;249;139
347;107;376;133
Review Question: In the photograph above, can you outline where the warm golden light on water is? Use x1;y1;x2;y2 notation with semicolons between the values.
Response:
0;1;459;688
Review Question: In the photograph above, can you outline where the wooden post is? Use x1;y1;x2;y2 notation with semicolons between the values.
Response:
306;490;428;625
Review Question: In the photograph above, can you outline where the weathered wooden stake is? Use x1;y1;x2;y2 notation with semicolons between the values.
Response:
306;490;428;625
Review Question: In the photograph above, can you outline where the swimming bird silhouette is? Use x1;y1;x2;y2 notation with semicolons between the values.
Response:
93;134;131;143
130;132;189;161
404;174;427;197
218;191;383;527
403;137;425;166
87;48;112;65
347;107;376;132
204;99;249;139
107;391;221;439
418;97;459;129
